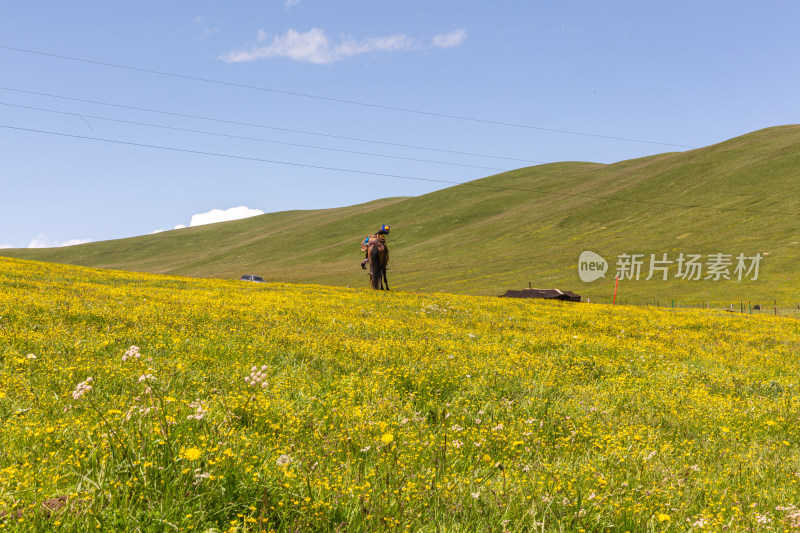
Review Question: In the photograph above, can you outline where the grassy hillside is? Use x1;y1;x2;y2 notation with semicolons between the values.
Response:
3;125;799;307
2;257;800;530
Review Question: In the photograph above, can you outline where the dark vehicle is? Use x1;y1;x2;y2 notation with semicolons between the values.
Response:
240;275;265;283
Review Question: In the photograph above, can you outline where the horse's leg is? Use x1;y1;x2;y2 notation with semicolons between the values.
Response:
381;249;389;290
367;247;374;286
370;246;382;290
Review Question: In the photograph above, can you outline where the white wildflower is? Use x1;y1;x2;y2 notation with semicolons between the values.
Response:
122;345;141;362
246;365;268;388
187;400;208;421
72;377;93;400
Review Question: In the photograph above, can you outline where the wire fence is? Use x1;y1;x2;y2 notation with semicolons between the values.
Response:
581;297;800;318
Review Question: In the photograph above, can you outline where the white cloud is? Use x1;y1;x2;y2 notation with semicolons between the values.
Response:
284;0;302;9
28;234;92;248
190;206;264;227
60;238;92;247
151;206;264;234
433;29;468;48
0;243;14;249
28;235;50;248
220;27;467;64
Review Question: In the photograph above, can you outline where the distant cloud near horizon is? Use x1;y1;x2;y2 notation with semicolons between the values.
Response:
190;206;264;226
28;234;92;248
152;206;264;234
220;27;467;64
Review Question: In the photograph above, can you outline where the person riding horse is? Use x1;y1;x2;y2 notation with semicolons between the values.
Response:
361;225;390;269
360;225;390;290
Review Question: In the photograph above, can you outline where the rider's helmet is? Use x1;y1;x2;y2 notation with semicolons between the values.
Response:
377;224;391;235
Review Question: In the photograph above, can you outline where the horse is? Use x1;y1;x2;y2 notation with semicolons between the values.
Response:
367;240;389;290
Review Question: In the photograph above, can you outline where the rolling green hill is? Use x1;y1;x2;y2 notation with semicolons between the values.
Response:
4;125;800;307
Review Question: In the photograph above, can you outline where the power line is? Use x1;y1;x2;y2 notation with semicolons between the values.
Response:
0;86;540;164
3;123;795;217
0;101;513;172
0;44;697;149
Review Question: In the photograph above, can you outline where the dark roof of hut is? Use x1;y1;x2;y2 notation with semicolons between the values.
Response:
499;288;581;302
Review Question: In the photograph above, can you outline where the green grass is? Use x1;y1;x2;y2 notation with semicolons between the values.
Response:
3;125;799;307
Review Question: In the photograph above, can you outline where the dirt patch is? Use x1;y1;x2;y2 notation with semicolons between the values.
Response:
0;495;70;520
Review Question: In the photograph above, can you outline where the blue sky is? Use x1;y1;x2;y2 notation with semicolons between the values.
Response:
1;1;799;248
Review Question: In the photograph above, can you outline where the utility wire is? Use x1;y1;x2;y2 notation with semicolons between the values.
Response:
0;86;540;164
0;101;513;172
3;123;795;217
0;44;697;149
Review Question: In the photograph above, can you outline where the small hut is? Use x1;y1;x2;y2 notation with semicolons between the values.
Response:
500;288;581;302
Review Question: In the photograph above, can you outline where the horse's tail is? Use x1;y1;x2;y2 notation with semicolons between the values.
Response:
370;244;383;290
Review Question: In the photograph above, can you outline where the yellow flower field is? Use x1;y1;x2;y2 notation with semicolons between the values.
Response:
0;257;798;531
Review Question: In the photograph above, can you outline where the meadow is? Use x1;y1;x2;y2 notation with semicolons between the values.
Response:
6;125;800;306
1;257;799;532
